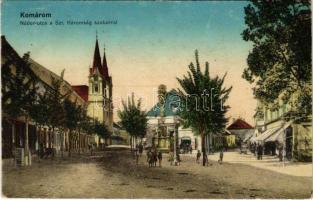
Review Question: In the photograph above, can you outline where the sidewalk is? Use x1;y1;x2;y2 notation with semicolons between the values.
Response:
203;151;312;177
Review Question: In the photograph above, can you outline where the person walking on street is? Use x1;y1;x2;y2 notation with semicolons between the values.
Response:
196;150;201;164
158;151;162;167
260;145;263;160
169;151;174;165
135;148;139;166
147;149;152;167
218;148;224;164
139;143;143;157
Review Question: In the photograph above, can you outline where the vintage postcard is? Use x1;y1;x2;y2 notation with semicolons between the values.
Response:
1;0;312;199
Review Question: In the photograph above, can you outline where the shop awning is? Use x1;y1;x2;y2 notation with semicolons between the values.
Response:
265;121;293;143
253;127;281;142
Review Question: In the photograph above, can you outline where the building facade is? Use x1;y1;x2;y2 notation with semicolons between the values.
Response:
249;98;312;161
146;89;202;152
1;36;95;165
227;118;254;144
72;37;113;136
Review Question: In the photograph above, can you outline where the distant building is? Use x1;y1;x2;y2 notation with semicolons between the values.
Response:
111;123;130;145
250;99;312;161
146;89;201;152
227;118;254;143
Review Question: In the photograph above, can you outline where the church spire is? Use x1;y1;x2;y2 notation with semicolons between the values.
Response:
102;46;109;78
91;37;102;76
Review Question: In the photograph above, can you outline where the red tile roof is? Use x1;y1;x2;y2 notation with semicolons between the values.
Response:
227;118;253;130
72;85;88;102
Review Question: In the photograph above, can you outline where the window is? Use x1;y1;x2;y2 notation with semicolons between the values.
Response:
95;84;99;93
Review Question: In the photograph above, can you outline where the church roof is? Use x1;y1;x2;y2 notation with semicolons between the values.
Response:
72;85;89;102
90;38;109;79
102;48;109;78
227;118;253;130
147;89;181;117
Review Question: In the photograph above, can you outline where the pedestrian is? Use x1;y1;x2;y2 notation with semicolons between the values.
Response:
139;143;143;156
158;151;162;167
260;145;263;160
91;143;94;156
176;152;181;165
189;145;193;154
147;149;152;167
169;151;174;165
153;149;158;167
134;147;139;166
278;145;283;162
218;148;224;164
196;150;201;164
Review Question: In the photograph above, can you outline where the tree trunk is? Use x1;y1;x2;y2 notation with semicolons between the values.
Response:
78;130;81;155
25;116;30;166
68;130;72;157
201;132;206;166
12;121;15;158
98;136;101;150
61;131;64;158
130;136;133;152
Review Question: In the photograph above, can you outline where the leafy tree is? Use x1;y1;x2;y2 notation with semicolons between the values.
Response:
2;53;38;163
118;93;148;150
177;50;232;166
46;74;67;132
93;120;110;145
63;98;80;156
30;87;50;129
43;71;69;157
242;0;311;120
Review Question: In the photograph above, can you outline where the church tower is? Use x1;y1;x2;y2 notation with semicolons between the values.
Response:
87;36;113;136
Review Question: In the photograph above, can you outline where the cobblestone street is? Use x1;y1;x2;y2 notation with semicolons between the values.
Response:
2;150;312;198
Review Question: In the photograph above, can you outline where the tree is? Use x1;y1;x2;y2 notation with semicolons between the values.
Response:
30;88;50;129
93;120;110;147
242;0;311;120
2;52;38;164
63;98;80;157
118;93;148;150
44;72;68;157
177;50;232;166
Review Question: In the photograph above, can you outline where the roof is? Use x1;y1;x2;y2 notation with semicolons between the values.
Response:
147;89;181;117
72;85;88;102
2;36;86;106
102;48;109;78
227;118;253;130
90;38;109;79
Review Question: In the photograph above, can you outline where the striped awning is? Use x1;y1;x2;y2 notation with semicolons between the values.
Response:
265;121;293;143
252;127;281;142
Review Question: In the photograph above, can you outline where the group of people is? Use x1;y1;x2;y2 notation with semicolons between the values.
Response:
250;142;264;160
134;145;226;167
196;148;224;165
181;143;193;154
146;147;162;167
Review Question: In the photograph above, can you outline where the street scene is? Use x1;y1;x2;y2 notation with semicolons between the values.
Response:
3;148;312;198
1;1;312;199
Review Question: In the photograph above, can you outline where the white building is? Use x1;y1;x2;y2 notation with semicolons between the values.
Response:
145;89;201;152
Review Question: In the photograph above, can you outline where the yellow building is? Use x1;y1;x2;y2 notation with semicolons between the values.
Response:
72;37;113;140
250;98;312;161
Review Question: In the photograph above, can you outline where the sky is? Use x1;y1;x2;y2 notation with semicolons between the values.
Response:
2;1;257;125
